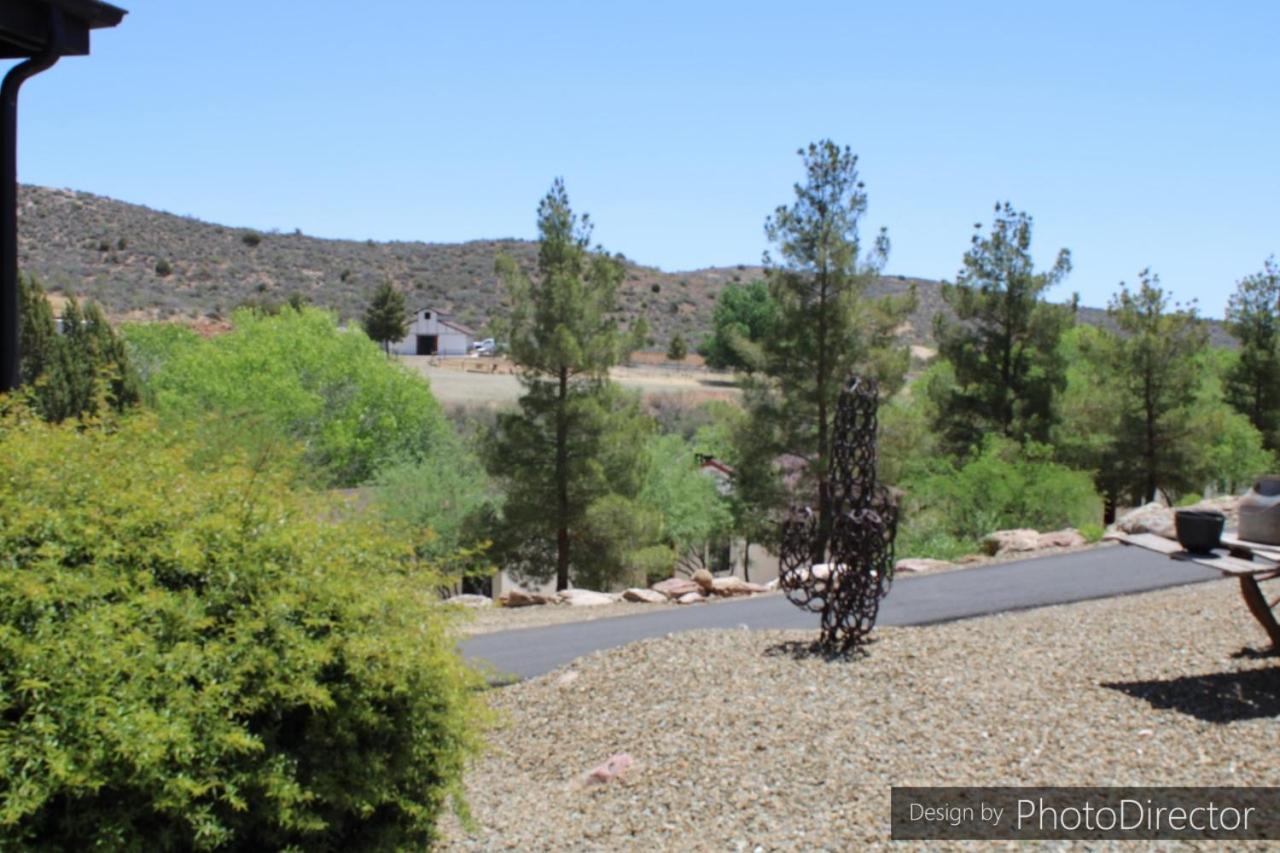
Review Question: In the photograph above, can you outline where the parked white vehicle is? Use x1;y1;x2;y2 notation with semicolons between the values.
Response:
472;338;497;356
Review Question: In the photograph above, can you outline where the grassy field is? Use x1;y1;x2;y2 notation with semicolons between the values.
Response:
401;356;740;407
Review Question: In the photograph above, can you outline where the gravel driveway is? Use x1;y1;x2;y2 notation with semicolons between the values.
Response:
441;580;1279;850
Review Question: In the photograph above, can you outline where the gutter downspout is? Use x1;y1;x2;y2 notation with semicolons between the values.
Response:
1;9;66;393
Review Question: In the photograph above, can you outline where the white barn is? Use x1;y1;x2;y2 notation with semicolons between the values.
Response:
391;307;475;356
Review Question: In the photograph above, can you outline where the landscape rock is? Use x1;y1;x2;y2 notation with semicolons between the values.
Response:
1036;528;1087;549
444;593;493;608
764;578;780;590
1112;503;1176;540
982;529;1041;556
1188;496;1240;529
711;576;768;596
501;589;557;608
894;558;953;574
651;577;701;599
676;591;706;605
691;568;715;592
622;588;668;604
558;588;615;607
583;753;633;786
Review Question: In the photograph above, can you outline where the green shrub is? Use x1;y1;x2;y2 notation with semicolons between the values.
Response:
131;307;454;487
899;436;1101;550
242;232;262;247
1079;521;1105;543
0;412;485;850
155;259;173;277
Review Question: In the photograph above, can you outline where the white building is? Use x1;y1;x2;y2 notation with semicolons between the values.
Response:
391;307;475;356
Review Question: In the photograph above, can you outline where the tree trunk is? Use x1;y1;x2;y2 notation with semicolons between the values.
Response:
555;366;570;591
742;540;751;583
813;275;830;564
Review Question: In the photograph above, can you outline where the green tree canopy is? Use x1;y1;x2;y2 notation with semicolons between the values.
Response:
1224;257;1280;450
363;281;408;354
699;279;778;372
932;202;1074;453
125;306;452;487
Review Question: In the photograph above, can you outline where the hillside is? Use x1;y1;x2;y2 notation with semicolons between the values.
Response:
16;185;1233;348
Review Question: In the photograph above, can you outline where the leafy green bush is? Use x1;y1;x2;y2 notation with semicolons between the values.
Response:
125;307;453;486
0;412;484;850
897;437;1101;558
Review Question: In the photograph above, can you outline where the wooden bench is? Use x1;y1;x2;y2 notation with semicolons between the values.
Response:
1112;531;1280;649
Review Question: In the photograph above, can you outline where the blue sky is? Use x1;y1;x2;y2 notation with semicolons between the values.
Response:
16;1;1279;315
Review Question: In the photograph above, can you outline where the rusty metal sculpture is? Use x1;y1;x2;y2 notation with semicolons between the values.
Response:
778;375;898;652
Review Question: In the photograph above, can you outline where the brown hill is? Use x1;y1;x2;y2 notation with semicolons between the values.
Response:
16;185;1233;348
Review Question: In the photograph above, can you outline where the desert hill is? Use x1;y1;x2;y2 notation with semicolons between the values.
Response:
16;185;1233;349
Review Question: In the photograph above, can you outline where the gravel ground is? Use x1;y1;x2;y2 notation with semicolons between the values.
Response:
440;579;1278;850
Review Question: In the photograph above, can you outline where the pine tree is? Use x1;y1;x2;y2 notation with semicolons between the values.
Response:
743;141;915;560
17;276;138;422
485;179;648;590
362;281;407;354
665;333;688;362
1092;269;1208;504
1224;257;1280;451
932;203;1074;454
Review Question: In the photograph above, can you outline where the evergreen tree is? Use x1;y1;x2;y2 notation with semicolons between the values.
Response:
362;281;408;354
744;141;915;559
666;333;688;362
932;203;1074;454
1091;269;1208;504
485;179;648;590
17;276;138;422
1224;257;1280;450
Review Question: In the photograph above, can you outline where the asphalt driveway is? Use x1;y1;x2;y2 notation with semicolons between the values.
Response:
461;545;1221;681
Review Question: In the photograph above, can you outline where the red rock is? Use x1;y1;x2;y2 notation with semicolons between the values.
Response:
651;577;700;599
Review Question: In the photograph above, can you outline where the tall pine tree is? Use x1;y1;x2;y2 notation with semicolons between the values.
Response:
745;141;914;560
485;179;648;590
1092;269;1208;504
932;203;1074;454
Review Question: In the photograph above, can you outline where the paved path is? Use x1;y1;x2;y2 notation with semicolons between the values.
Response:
461;546;1221;681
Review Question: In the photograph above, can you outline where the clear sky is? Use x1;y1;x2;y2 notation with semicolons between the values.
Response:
16;1;1279;316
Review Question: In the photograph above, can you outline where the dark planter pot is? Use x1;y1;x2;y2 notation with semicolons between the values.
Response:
1175;509;1225;554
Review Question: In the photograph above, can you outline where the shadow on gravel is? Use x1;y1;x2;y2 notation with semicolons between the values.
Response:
763;639;874;663
1103;666;1280;723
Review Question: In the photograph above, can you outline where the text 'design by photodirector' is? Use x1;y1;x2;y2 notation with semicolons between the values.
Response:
891;787;1279;841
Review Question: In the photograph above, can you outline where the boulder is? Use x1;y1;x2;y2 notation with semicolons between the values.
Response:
651;577;701;599
710;576;758;596
894;558;953;574
691;568;715;592
1188;496;1240;529
676;591;706;605
622;587;668;604
981;529;1041;556
1112;503;1176;540
1036;528;1087;549
444;593;493;608
501;589;556;608
558;588;615;607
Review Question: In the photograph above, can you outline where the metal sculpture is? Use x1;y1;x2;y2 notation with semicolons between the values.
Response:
778;375;898;652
